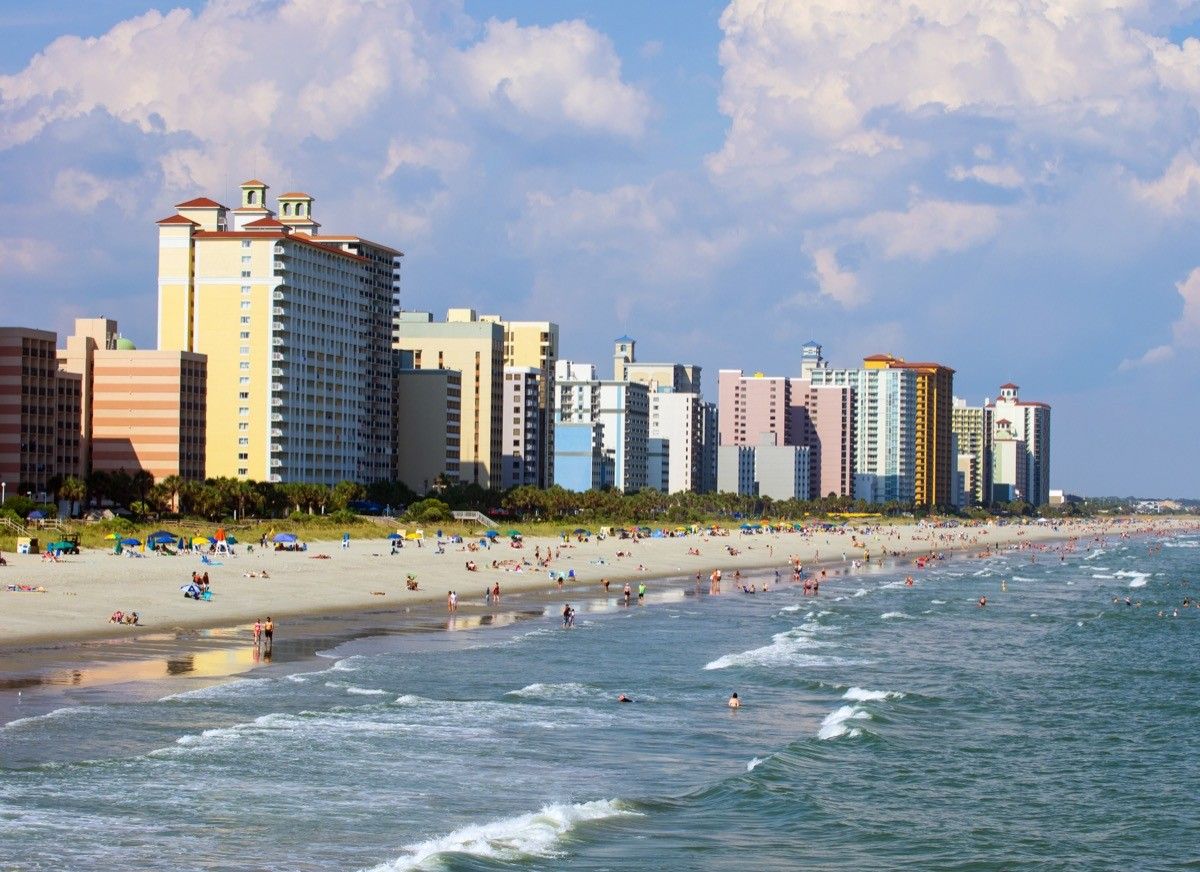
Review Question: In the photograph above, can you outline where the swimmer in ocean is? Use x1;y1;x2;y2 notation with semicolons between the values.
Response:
618;694;632;703
978;596;987;607
728;692;740;709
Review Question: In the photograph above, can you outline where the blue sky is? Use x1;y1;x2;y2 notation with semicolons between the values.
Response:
3;0;1200;497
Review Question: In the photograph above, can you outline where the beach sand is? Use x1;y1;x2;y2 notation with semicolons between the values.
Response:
0;517;1179;651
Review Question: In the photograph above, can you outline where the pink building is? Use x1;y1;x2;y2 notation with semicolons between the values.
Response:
718;369;854;498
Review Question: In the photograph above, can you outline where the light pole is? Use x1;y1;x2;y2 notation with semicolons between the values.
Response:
1;482;5;504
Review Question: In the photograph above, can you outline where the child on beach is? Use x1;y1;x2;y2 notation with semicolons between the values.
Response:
253;618;263;645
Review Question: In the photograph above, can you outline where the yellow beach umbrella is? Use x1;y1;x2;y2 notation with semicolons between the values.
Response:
192;536;211;546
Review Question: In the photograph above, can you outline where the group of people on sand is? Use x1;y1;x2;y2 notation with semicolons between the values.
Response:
251;616;274;649
108;610;139;625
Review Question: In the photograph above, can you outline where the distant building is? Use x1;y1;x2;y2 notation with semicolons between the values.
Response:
864;355;955;507
482;316;559;486
614;335;701;393
554;374;648;492
753;435;812;501
648;389;703;493
991;417;1027;503
500;366;541;489
809;364;917;504
717;444;756;496
951;397;993;506
699;402;719;493
394;309;503;488
0;327;59;498
393;366;460;494
989;383;1051;507
58;318;207;483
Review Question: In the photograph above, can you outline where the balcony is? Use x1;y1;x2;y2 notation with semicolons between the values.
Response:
270;428;283;438
272;307;287;317
272;337;284;346
270;443;282;453
270;459;282;468
271;397;284;407
271;322;285;332
271;368;284;378
271;413;283;422
273;245;286;255
273;291;285;301
273;260;285;270
272;352;284;362
271;382;283;391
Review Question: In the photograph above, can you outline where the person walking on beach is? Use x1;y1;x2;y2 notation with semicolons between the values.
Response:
563;603;573;628
638;582;647;602
253;618;262;646
263;617;274;651
493;581;501;603
622;582;632;606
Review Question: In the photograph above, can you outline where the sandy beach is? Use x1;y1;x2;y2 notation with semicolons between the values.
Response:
0;517;1187;651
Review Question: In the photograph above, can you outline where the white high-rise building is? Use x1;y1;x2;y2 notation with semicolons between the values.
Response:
989;383;1051;507
810;365;917;503
553;373;648;492
648;390;703;494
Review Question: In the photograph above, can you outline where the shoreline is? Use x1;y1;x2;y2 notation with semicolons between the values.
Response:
0;518;1191;723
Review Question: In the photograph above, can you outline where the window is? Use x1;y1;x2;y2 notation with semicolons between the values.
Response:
239;332;250;339
240;301;251;310
239;377;250;385
241;285;251;294
242;240;251;248
238;407;249;416
241;270;251;278
240;346;250;355
237;467;248;476
238;437;249;446
239;362;250;370
238;423;249;431
240;316;251;324
237;452;249;460
241;256;251;265
238;392;249;400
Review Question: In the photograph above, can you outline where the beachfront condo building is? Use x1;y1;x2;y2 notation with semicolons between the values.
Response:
155;180;400;485
553;362;649;492
991;418;1028;503
500;366;542;489
716;434;811;501
618;337;706;493
863;355;955;508
951;398;993;506
481;316;559;487
57;318;206;482
392;364;461;494
700;402;719;493
989;383;1051;507
0;327;62;499
717;361;854;499
810;364;917;504
717;444;756;496
393;309;503;489
648;389;704;493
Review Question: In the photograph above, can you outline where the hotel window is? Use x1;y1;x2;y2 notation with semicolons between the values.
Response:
242;286;251;295
238;453;248;460
241;301;251;309
239;362;250;370
240;332;250;340
238;407;249;416
241;270;251;278
239;392;249;400
237;468;248;476
238;423;249;431
239;377;250;385
240;316;250;324
240;346;250;355
241;256;251;265
238;438;249;446
242;240;251;248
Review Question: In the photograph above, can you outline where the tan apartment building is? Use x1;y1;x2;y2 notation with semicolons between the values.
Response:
58;318;207;481
393;367;461;494
0;327;59;498
394;309;503;488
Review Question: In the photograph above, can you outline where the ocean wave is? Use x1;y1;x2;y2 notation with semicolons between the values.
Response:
1011;575;1036;582
853;588;869;597
842;687;904;702
1164;540;1199;548
1091;574;1115;579
159;678;266;702
747;757;765;772
2;704;99;732
880;612;912;620
818;705;870;740
703;624;852;671
1115;570;1150;588
359;799;639;871
505;682;595;701
930;599;947;604
284;656;366;684
326;682;389;696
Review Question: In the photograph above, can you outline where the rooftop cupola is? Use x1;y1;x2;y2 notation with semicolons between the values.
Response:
277;191;320;233
232;179;273;230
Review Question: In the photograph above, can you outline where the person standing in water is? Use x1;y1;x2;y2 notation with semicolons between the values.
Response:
622;582;632;606
728;692;741;709
263;617;274;652
253;618;263;646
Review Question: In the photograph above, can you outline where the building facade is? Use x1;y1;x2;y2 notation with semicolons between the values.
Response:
554;370;649;492
393;367;461;494
648;389;703;494
393;309;504;489
500;366;541;489
0;328;61;499
717;444;757;496
483;316;559;487
156;180;400;485
989;383;1051;507
951;398;993;506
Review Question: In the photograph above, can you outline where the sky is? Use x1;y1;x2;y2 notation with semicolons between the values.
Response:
2;0;1200;497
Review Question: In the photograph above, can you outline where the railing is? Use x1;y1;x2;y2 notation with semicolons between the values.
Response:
0;517;27;535
451;510;498;528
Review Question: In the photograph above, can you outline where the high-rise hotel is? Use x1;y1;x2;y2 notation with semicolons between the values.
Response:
156;181;400;484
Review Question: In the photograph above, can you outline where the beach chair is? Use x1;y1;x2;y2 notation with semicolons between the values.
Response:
200;554;223;567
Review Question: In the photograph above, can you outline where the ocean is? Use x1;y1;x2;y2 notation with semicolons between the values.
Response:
1;532;1197;870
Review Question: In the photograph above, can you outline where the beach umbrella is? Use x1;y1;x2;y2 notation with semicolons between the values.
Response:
507;529;522;537
147;530;176;545
104;532;121;540
273;532;297;543
28;510;44;520
572;528;589;535
484;530;500;539
225;535;238;545
191;536;211;546
387;532;403;540
120;537;141;546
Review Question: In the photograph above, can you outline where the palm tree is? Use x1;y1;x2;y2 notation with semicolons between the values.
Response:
58;476;86;518
159;475;185;512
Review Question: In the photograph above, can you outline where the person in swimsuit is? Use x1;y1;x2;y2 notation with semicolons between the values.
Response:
728;692;740;709
253;618;262;645
264;617;274;650
617;694;631;703
637;582;646;601
623;583;632;605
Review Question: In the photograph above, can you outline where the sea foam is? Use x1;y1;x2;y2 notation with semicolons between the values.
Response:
703;623;850;671
359;799;638;871
880;612;912;620
842;687;904;702
818;705;870;740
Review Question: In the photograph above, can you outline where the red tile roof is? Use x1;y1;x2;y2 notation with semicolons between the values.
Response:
156;214;198;226
175;197;226;209
192;230;366;261
244;217;288;228
240;179;267;187
277;192;311;199
1000;382;1019;390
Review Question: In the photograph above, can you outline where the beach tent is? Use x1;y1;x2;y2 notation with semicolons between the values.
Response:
484;530;500;539
28;510;44;520
273;533;298;543
120;537;141;546
147;530;176;546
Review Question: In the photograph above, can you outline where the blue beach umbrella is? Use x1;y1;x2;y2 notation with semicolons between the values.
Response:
120;538;141;546
273;533;297;543
147;530;176;546
387;532;403;540
28;510;44;520
484;530;500;539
